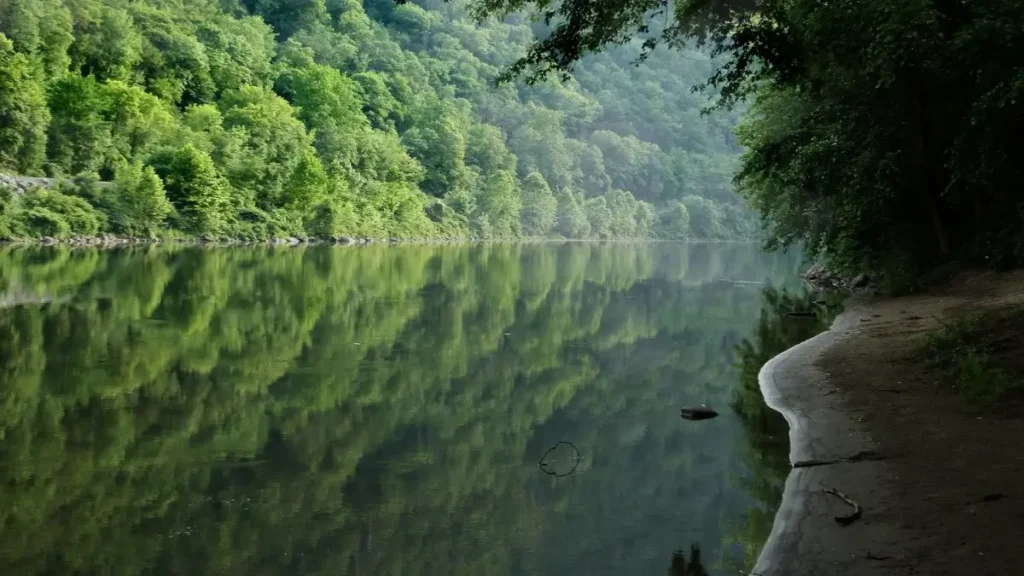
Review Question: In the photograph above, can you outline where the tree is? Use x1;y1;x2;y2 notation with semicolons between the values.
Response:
69;5;142;82
0;0;73;80
658;202;691;240
585;196;612;239
0;0;757;242
0;34;50;174
471;0;1024;277
519;172;557;236
555;187;590;238
161;144;230;235
682;195;722;240
476;169;521;237
45;74;113;177
110;162;174;236
219;85;316;209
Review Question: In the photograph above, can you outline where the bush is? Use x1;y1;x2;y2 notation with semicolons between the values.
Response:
17;188;105;237
923;314;1020;404
304;200;357;239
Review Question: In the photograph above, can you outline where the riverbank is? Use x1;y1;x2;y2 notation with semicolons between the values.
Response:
754;271;1024;575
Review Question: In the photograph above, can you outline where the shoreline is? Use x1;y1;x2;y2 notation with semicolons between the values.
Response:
752;296;908;575
0;237;761;248
753;273;1024;575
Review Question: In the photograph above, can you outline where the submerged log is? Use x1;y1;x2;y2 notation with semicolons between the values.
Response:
680;406;719;421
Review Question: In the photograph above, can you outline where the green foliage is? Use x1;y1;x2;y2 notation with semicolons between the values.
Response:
472;0;1024;273
659;202;691;240
0;186;16;238
109;162;174;236
0;0;74;79
0;34;50;174
519;171;557;236
0;0;755;240
161;144;230;235
15;188;106;237
923;314;1023;404
555;187;590;238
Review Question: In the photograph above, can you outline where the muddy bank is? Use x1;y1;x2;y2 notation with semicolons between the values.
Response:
754;272;1024;575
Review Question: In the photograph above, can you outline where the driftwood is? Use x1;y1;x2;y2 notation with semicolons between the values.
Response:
823;488;862;525
680;406;719;421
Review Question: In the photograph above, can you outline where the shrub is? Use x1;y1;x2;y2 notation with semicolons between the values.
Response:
17;188;105;237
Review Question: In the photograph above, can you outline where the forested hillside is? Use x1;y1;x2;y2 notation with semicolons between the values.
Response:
0;0;753;241
470;0;1024;284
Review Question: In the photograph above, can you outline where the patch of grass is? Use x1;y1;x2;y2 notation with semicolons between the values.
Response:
923;313;1023;405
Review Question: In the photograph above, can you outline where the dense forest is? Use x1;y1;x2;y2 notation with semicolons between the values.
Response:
0;244;801;575
0;0;753;241
476;0;1024;283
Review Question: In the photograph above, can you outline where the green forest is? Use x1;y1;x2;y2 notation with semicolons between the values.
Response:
0;0;753;242
475;0;1024;284
0;244;802;575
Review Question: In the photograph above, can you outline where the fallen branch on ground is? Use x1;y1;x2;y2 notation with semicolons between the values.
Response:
823;488;862;525
792;450;888;468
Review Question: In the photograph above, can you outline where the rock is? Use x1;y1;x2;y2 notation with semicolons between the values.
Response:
337;236;354;245
40;236;57;245
851;273;870;288
803;264;824;280
680;405;719;421
287;236;300;245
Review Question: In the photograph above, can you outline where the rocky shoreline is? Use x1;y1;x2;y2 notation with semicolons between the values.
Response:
0;234;474;248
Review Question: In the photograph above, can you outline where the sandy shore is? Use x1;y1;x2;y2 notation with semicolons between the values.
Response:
753;272;1024;575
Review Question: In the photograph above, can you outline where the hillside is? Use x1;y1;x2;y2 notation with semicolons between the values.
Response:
0;0;753;241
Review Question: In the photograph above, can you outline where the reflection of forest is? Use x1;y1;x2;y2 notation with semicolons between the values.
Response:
0;243;803;576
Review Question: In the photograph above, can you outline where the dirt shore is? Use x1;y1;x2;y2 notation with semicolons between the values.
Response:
753;271;1024;575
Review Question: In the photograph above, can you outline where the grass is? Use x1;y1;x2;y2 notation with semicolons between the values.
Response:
923;311;1024;405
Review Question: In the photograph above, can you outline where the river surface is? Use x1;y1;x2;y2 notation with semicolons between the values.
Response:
0;243;815;576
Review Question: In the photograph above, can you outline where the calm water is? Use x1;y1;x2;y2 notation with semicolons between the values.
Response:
0;243;824;576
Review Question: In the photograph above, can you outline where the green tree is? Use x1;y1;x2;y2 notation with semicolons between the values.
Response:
556;187;590;238
45;74;114;177
69;5;142;82
0;34;50;174
161;144;230;235
0;0;73;79
519;171;557;237
109;162;174;236
658;202;691;240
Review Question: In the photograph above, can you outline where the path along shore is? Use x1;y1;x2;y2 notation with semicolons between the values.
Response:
753;271;1024;575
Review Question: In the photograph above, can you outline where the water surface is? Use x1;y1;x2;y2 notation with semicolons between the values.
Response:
0;243;807;575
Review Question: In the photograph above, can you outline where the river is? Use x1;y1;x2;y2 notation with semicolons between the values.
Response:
0;242;823;576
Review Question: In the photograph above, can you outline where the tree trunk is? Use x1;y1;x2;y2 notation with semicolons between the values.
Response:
927;196;950;256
